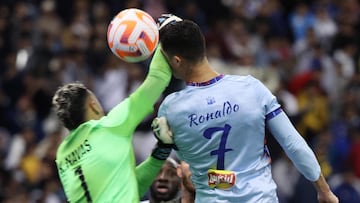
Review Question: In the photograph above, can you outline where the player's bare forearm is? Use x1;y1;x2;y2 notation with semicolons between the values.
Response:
314;173;339;203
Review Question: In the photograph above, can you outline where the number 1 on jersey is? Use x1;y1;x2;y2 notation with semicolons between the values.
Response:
75;166;92;203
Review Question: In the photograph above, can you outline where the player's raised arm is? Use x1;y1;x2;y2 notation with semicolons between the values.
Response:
126;46;172;124
104;11;174;131
119;14;183;129
112;15;183;129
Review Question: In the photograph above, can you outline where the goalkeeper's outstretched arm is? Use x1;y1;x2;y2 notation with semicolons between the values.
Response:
119;46;172;130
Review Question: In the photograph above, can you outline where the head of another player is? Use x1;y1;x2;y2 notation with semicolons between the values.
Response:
159;20;206;80
52;82;104;131
150;158;181;202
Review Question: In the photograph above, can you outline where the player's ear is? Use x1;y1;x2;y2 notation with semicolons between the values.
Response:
173;55;182;67
89;100;100;115
87;94;102;115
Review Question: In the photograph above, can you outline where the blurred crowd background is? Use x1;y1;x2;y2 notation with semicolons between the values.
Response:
0;0;360;202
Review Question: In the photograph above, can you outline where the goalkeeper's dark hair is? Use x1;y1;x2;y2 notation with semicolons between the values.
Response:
159;20;206;64
52;82;88;130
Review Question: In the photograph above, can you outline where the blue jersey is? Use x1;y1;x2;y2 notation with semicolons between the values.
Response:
158;75;320;202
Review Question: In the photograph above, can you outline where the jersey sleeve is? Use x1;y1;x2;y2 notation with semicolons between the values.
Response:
135;156;165;197
252;77;281;114
266;110;321;181
100;47;172;135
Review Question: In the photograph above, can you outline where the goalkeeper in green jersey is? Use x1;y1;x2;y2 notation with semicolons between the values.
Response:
52;46;173;203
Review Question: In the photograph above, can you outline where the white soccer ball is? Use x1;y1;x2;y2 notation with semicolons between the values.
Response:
107;8;159;63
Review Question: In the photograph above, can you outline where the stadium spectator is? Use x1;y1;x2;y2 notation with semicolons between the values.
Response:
141;158;195;203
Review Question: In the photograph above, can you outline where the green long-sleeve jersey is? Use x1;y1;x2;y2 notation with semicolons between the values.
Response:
55;48;172;203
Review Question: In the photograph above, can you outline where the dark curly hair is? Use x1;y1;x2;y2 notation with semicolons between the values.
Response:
52;82;89;130
159;20;206;64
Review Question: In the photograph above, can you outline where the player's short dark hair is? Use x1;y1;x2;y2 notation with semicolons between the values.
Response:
52;82;89;130
159;20;206;64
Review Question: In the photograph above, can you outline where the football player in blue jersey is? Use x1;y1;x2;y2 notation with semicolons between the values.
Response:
154;15;338;203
